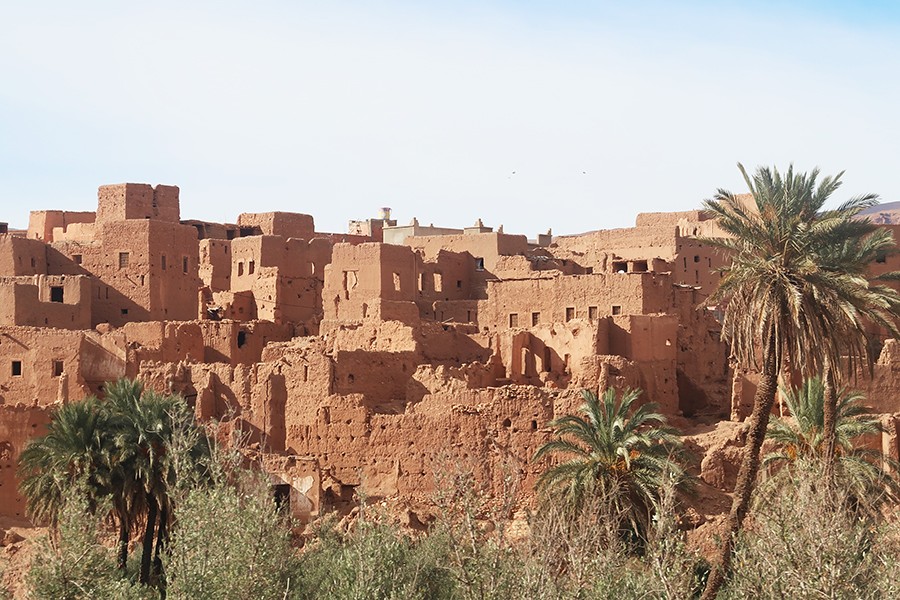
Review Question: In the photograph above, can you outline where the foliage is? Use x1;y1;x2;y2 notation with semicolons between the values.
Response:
698;163;900;599
26;489;154;600
18;379;211;585
703;164;900;377
19;397;116;526
296;513;454;600
765;377;900;511
722;462;900;599
533;387;688;542
163;471;297;600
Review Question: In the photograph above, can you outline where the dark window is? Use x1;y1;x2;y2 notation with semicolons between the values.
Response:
248;260;255;275
612;261;627;273
118;252;129;268
50;286;64;303
183;256;189;273
161;255;167;270
632;260;648;272
694;255;700;263
877;253;887;264
72;254;82;265
52;361;63;377
238;262;244;276
612;305;622;315
475;257;485;271
456;280;462;288
273;484;291;514
11;361;22;377
532;312;540;326
121;308;128;316
565;307;575;322
509;313;519;328
237;331;247;348
588;306;598;320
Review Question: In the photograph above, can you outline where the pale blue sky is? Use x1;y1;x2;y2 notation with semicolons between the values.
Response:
1;1;898;235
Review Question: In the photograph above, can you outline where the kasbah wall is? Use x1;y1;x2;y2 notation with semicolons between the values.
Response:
1;183;899;526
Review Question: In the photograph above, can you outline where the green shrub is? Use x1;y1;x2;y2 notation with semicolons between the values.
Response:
723;460;900;599
27;492;154;600
163;472;297;600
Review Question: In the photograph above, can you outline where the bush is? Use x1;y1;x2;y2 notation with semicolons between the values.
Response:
163;471;298;600
722;460;900;599
27;492;153;600
295;511;454;600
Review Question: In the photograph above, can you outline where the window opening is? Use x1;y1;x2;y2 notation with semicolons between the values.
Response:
50;286;64;303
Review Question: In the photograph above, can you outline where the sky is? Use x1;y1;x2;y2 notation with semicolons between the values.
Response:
1;1;898;236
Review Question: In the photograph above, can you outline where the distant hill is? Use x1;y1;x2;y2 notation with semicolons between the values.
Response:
860;201;900;224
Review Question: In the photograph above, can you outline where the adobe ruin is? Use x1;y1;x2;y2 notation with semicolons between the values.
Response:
1;182;899;524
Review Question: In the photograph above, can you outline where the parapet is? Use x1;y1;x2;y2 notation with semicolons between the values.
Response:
28;210;96;243
96;183;180;224
237;212;315;239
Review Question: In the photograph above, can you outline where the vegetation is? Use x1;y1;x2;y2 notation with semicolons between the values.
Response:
18;379;210;585
722;462;900;600
699;163;900;599
533;387;688;543
765;377;900;512
16;380;900;599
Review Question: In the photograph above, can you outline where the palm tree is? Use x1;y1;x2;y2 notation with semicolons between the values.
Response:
764;377;899;511
18;397;116;526
20;379;211;586
533;387;687;542
105;381;192;584
698;164;900;599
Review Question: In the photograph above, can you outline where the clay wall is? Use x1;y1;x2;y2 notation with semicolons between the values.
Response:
383;222;463;246
50;219;200;326
0;275;92;329
635;210;711;228
0;405;51;518
554;226;681;264
199;320;294;365
27;211;96;243
406;232;529;274
672;237;728;294
139;354;574;503
672;286;731;416
230;236;332;326
237;212;315;239
199;239;231;292
96;183;180;224
323;243;420;324
182;220;238;241
0;236;47;277
477;272;674;333
0;326;94;406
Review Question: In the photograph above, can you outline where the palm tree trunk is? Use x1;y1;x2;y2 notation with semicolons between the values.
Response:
700;334;779;600
153;503;168;579
822;356;837;486
117;519;129;571
140;494;158;585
